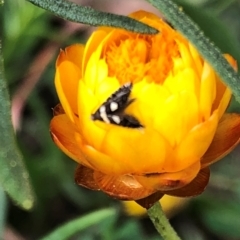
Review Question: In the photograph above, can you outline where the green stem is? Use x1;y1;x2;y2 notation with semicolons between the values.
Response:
147;202;181;240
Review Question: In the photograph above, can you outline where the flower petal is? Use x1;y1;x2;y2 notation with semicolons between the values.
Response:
50;114;92;168
55;44;84;121
134;161;200;191
172;110;219;171
124;195;188;216
64;44;85;67
199;61;216;120
55;61;80;122
164;167;210;197
215;87;231;120
153;91;199;147
80;144;132;174
210;54;236;118
75;164;100;190
201;113;240;168
129;10;161;21
83;30;109;73
93;172;156;200
101;126;172;174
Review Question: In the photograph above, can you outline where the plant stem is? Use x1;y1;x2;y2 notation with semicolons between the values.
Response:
147;202;181;240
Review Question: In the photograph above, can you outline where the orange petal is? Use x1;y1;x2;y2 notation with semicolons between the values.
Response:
201;113;240;168
129;10;161;22
51;113;138;175
50;114;92;168
75;165;100;190
55;44;84;121
93;172;156;200
55;61;80;121
224;54;238;71
211;54;236;115
135;192;164;209
56;44;85;67
134;161;200;191
64;44;85;68
164;167;210;197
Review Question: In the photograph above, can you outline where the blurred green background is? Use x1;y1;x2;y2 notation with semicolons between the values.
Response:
1;0;240;239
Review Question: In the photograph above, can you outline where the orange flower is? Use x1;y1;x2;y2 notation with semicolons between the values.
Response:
50;11;240;208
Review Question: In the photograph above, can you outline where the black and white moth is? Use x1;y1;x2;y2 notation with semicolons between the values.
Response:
91;83;142;128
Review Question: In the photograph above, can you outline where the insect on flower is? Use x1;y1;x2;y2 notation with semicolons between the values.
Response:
91;83;143;128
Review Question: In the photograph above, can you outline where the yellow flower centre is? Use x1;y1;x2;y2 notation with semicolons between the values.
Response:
106;32;180;84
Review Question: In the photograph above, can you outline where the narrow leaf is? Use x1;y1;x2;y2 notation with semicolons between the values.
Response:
0;40;34;210
26;0;158;34
147;0;240;102
0;187;7;239
40;208;116;240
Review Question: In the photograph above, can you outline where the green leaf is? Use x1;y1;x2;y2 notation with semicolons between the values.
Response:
196;198;240;238
40;208;116;240
0;40;35;209
147;0;240;102
173;1;240;63
26;0;158;34
0;187;7;239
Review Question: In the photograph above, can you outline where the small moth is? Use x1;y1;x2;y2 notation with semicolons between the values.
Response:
91;83;142;128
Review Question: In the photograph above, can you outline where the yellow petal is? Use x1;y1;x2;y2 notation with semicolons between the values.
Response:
199;61;216;120
188;43;203;78
153;90;199;147
129;81;199;147
101;126;172;174
84;43;109;92
77;80;108;149
124;195;188;217
176;40;196;71
80;144;131;174
163;67;200;98
83;30;109;72
216;87;231;120
172;110;219;171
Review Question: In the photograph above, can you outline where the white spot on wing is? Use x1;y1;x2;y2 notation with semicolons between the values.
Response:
99;106;110;123
100;106;106;113
111;115;121;124
110;102;118;112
